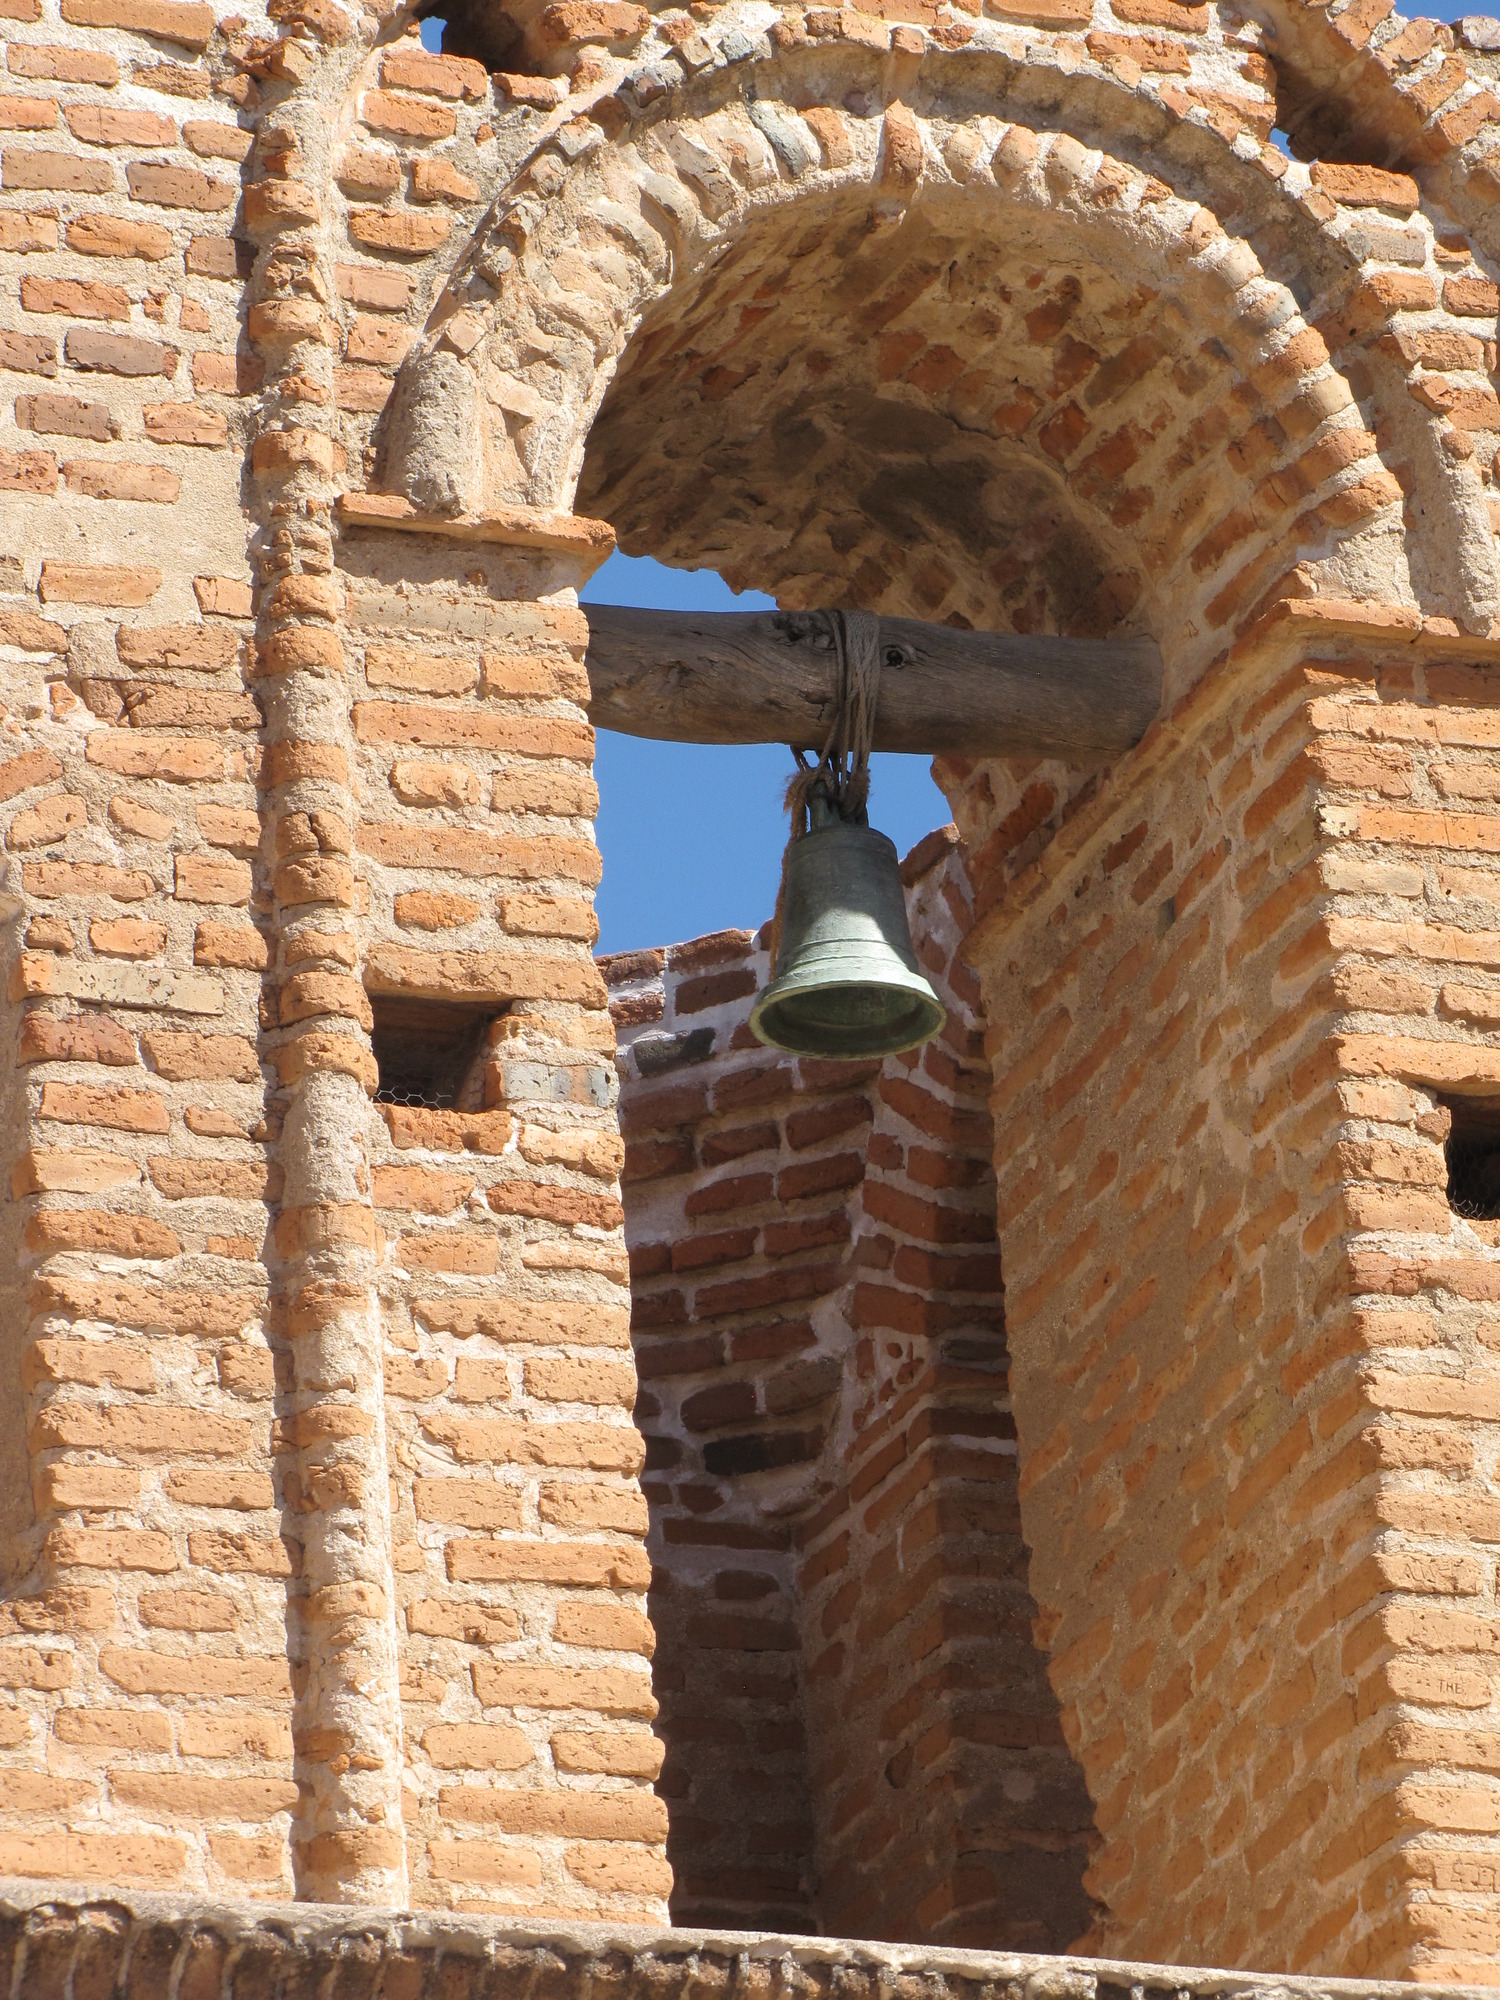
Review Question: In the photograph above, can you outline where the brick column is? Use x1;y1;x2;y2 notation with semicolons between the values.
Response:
951;602;1500;1980
245;61;408;1906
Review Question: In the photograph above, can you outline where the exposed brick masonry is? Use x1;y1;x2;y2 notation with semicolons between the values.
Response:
0;0;666;1918
608;832;1094;1952
9;0;1500;1971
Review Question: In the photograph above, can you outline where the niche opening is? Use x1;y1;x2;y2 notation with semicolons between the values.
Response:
1445;1095;1500;1221
368;994;502;1111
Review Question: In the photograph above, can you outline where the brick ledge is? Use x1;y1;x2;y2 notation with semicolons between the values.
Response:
335;493;615;571
0;1881;1482;2000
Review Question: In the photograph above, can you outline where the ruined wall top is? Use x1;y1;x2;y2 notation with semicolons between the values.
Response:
2;1882;1499;2000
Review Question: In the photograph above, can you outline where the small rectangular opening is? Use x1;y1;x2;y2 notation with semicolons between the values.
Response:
369;994;499;1111
1445;1095;1500;1220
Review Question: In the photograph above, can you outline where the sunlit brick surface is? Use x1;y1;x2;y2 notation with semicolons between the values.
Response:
7;0;1500;1966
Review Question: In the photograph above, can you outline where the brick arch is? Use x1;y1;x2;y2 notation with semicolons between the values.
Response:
569;140;1392;680
1250;0;1493;183
370;42;1500;672
247;0;1500;656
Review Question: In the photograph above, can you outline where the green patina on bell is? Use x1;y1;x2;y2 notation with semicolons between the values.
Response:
751;799;947;1060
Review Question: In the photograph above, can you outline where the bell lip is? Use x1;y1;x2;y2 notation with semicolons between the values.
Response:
748;982;947;1060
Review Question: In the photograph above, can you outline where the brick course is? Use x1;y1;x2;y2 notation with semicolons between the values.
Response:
0;1884;1481;2000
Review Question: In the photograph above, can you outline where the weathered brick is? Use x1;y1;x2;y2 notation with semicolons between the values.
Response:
0;330;57;373
17;390;118;439
437;1784;667;1834
0;210;57;250
0;95;56;129
7;43;119;80
346;206;452;253
2;147;113;191
65;328;177;377
40;561;162;605
380;45;488;95
64;459;180;502
67;213;173;259
65;103;175;144
0;447;55;493
360;88;457;137
60;0;214;45
38;1082;169;1133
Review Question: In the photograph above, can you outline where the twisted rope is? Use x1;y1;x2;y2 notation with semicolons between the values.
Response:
783;609;882;838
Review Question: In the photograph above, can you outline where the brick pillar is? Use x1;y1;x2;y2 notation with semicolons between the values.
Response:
246;73;409;1906
953;604;1500;1980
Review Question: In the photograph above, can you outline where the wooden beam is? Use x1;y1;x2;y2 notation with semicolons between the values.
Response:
582;606;1162;762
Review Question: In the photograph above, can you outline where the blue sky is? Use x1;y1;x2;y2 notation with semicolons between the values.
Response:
582;555;952;957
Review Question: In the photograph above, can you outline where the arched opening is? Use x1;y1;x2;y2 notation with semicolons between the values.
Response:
349;49;1476;1951
566;167;1189;1949
529;111;1413;1950
576;184;1153;641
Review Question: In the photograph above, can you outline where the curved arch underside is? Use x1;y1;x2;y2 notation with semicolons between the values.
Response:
387;47;1500;702
579;192;1161;638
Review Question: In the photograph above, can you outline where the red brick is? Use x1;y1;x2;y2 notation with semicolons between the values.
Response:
360;87;457;137
347;207;452;253
7;44;119;80
380;45;488;95
60;0;213;41
64;103;175;144
67;214;172;258
126;160;233;209
2;147;112;190
0;95;54;129
65;328;177;377
0;447;54;492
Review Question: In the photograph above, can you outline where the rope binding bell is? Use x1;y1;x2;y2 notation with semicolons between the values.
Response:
749;609;947;1061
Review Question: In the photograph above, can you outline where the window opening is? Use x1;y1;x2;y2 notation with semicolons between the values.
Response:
413;0;514;68
1444;1095;1500;1221
369;994;499;1111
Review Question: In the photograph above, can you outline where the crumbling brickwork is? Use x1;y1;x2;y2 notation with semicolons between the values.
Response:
0;1881;1478;2000
8;0;1500;1972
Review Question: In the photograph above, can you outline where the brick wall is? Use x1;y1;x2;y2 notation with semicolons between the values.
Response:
9;0;1500;1962
0;24;283;1885
344;530;667;1920
950;604;1500;1982
610;919;855;1933
795;840;1097;1953
609;829;1094;1949
0;5;667;1910
955;638;1356;1977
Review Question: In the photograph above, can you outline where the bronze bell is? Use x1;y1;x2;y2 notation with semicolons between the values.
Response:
750;805;947;1060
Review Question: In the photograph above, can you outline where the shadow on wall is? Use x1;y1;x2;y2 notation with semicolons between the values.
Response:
605;847;1100;1948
